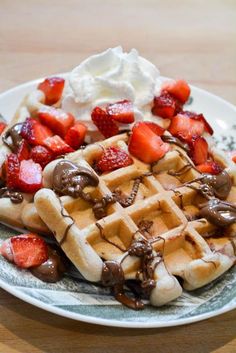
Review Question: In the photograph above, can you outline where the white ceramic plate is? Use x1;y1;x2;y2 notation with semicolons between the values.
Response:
0;75;236;328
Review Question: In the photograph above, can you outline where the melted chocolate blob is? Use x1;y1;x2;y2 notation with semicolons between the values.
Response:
201;170;232;200
30;248;66;282
2;123;23;152
0;187;23;204
162;135;190;153
199;199;236;227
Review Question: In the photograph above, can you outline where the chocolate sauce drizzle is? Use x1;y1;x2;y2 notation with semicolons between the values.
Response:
96;223;126;252
113;177;141;208
0;187;23;204
2;123;23;152
162;135;190;153
199;199;236;228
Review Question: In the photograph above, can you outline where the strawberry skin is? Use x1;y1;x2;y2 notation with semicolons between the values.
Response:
91;107;119;138
182;111;213;135
161;79;191;104
196;161;222;175
190;136;208;165
38;106;75;137
0;122;7;135
38;77;65;105
152;92;178;119
96;146;133;172
106;100;135;124
64;121;87;149
142;121;165;136
168;113;205;142
128;122;170;164
18;159;42;193
0;234;48;269
30;145;53;168
17;140;30;161
6;154;20;189
21;118;53;146
44;135;74;156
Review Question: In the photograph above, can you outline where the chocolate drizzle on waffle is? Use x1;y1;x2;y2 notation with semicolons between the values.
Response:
113;177;142;207
2;123;23;152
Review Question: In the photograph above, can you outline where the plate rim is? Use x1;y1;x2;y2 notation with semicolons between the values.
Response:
0;75;236;328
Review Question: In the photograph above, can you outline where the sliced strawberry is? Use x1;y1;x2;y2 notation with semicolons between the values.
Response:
91;107;119;138
18;159;42;193
6;154;20;189
0;122;7;135
181;111;213;135
38;106;75;137
196;161;223;175
161;79;191;104
96;146;133;173
142;121;165;136
0;234;48;269
20;118;53;146
44;135;74;156
152;92;179;119
64;121;87;149
30;145;53;168
168;113;205;142
230;151;236;163
17;140;30;161
190;136;208;165
128;122;170;164
106;100;135;124
38;77;65;105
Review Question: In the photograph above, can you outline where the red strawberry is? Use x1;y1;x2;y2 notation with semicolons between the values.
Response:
190;136;208;165
30;145;53;168
6;154;20;189
0;122;7;135
230;151;236;163
181;111;213;135
44;135;74;156
38;77;65;105
91;107;119;138
0;234;48;269
142;121;165;136
96;146;133;172
18;159;42;193
17;140;30;161
152;92;179;119
64;122;87;149
38;106;75;137
106;100;135;124
21;118;53;146
196;161;222;175
161;79;191;104
128;122;170;164
168;113;205;142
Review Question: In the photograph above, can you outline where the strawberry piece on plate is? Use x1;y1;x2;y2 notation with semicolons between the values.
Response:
168;113;205;142
17;140;30;161
161;79;191;104
21;118;53;146
0;122;7;135
38;106;75;137
64;122;87;149
182;111;213;135
18;159;42;193
91;107;119;138
128;122;170;164
30;145;53;168
96;146;133;172
0;234;48;269
152;92;178;119
106;100;135;124
6;153;20;189
38;77;65;105
190;136;208;165
230;151;236;163
196;161;223;175
142;121;165;136
44;135;74;156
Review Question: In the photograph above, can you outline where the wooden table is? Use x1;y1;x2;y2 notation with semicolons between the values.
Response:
0;0;236;352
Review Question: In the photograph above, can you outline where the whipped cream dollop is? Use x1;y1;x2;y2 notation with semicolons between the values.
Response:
62;46;161;132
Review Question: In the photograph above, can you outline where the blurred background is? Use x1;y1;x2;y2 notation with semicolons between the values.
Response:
0;0;235;103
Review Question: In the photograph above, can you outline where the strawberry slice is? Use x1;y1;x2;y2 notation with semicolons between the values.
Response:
21;118;53;146
0;122;7;135
168;113;205;142
0;234;48;269
106;100;135;124
38;106;75;137
91;107;119;138
96;146;133;172
230;151;236;163
44;135;74;156
18;159;42;193
64;121;87;149
181;111;213;135
6;154;20;189
152;92;179;119
142;121;165;136
161;79;191;104
190;136;208;165
30;145;53;168
128;122;170;164
17;140;30;161
38;77;65;105
196;161;223;175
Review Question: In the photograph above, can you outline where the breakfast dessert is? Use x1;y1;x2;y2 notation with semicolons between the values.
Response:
0;47;235;309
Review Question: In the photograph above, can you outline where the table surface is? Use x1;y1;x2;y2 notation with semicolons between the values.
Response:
0;0;236;352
